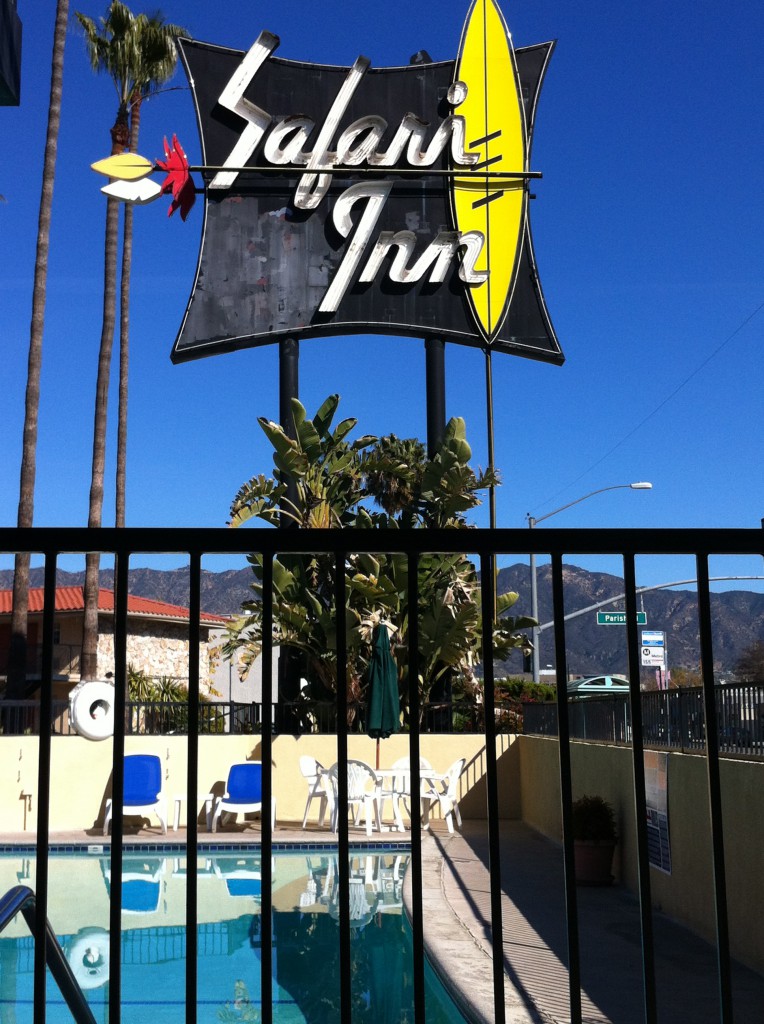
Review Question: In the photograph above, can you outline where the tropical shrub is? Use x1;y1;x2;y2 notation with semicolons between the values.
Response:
495;677;556;703
224;395;535;721
127;666;224;734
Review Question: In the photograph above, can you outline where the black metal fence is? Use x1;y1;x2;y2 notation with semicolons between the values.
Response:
1;524;762;1024
11;684;762;751
20;698;482;736
523;682;764;757
0;698;486;735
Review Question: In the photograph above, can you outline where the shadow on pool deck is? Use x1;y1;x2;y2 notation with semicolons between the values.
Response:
416;820;764;1024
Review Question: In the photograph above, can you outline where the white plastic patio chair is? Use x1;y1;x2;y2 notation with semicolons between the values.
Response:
328;759;381;836
299;755;329;828
421;757;465;833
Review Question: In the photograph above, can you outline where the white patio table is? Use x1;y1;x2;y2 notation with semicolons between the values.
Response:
376;767;444;832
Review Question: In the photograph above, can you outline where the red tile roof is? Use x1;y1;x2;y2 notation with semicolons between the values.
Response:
0;587;227;625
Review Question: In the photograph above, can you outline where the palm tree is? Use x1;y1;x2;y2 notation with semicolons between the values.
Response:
359;434;427;521
7;0;70;700
76;3;187;679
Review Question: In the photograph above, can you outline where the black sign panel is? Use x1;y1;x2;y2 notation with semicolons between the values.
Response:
171;38;562;365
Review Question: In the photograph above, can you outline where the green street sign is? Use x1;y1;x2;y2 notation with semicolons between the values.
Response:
596;611;647;625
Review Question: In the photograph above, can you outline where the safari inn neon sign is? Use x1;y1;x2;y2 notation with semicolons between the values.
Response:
169;0;562;365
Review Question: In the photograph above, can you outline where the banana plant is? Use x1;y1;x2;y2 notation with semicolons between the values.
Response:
225;395;534;714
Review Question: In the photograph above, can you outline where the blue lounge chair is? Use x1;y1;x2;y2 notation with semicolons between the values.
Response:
103;753;167;835
211;855;264;898
102;856;166;913
210;761;276;833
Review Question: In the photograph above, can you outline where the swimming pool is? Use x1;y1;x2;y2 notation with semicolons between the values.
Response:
0;848;466;1024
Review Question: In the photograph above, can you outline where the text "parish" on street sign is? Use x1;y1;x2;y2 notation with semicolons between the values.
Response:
596;611;647;625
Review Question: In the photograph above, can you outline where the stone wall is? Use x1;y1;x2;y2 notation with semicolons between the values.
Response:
96;618;215;695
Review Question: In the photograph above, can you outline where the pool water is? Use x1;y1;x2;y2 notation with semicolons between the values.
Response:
0;849;466;1024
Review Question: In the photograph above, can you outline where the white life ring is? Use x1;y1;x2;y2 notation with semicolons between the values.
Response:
68;927;110;989
69;681;115;741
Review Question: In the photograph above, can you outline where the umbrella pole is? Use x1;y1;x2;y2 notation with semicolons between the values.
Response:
376;738;380;771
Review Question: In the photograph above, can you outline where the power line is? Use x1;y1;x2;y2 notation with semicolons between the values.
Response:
530;298;764;516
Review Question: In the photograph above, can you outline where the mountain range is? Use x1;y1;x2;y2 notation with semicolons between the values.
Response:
2;563;762;677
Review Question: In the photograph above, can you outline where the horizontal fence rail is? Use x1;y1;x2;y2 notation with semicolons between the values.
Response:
0;524;759;553
1;525;762;1024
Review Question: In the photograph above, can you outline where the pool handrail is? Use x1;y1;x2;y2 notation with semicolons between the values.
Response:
0;884;98;1024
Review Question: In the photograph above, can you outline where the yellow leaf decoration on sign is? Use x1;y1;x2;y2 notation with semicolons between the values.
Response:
451;0;528;343
91;152;154;181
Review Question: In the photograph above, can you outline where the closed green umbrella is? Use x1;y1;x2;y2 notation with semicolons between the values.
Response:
367;623;401;769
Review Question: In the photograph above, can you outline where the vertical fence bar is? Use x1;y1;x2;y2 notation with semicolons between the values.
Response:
479;549;506;1024
697;554;734;1022
260;552;274;1024
109;547;129;1024
407;550;426;1024
334;550;351;1024
186;550;201;1024
33;553;56;1024
623;555;657;1022
551;552;582;1024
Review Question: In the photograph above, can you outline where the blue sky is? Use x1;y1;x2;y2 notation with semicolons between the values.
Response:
1;1;762;590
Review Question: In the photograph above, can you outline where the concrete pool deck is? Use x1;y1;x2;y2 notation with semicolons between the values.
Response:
416;820;764;1024
3;820;763;1023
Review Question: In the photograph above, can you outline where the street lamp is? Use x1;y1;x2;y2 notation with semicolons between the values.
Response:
527;482;653;683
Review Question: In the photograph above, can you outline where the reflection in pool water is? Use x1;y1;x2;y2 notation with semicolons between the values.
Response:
0;850;465;1024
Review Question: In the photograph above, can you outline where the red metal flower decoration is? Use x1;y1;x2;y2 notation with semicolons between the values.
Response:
156;134;195;221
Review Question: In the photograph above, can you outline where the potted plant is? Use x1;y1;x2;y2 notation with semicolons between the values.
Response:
571;794;617;885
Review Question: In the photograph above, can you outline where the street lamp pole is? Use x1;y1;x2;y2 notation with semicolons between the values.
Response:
527;482;652;683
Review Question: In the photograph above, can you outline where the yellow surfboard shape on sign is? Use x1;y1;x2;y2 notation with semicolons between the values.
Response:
451;0;527;343
91;152;154;181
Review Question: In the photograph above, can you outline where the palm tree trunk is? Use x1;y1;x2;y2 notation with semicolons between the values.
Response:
7;0;70;700
77;8;187;681
115;97;142;529
81;103;128;681
115;207;132;528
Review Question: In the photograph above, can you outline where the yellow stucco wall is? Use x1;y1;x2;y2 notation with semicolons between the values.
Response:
0;733;517;835
517;735;764;976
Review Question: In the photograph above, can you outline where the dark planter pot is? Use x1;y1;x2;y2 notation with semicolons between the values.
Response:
573;840;615;885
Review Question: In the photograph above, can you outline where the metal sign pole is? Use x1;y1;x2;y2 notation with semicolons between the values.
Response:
424;337;446;457
424;336;452;723
278;338;300;718
279;337;299;515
